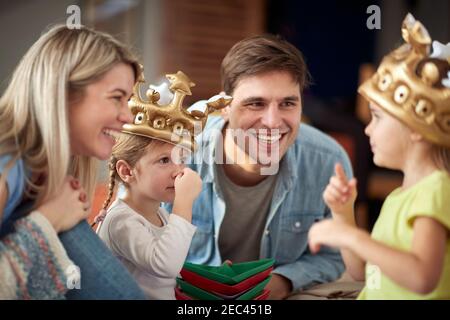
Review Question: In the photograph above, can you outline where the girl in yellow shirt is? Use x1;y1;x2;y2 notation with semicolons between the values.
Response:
308;13;450;299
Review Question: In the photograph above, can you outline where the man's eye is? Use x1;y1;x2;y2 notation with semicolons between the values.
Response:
281;101;296;107
112;96;122;102
246;102;264;108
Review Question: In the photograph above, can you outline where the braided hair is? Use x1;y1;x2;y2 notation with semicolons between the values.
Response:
92;133;157;227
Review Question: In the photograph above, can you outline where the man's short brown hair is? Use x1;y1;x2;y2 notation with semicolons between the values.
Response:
221;34;311;95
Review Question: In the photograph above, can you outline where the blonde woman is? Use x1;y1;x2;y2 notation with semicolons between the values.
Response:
0;25;145;299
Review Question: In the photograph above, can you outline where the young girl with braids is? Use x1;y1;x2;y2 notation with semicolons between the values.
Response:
97;132;202;299
308;14;450;299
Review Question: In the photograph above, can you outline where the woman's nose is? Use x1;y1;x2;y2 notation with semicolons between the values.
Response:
119;103;134;124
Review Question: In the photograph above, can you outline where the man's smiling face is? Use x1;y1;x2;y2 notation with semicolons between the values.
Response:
222;70;302;165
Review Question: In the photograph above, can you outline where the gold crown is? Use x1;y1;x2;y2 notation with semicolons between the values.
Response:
358;13;450;148
123;69;232;151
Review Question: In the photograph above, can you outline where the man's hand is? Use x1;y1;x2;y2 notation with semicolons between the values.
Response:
266;273;292;300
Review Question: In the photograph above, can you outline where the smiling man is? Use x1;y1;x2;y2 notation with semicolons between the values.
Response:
166;35;353;299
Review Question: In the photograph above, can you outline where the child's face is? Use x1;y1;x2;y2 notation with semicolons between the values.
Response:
69;63;135;160
131;142;188;203
364;103;411;170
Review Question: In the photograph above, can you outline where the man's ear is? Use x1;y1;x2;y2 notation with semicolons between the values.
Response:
116;159;134;183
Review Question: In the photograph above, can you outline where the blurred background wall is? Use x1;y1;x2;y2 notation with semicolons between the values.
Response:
1;0;448;229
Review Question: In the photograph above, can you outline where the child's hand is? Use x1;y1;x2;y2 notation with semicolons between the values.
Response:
172;168;202;222
323;163;357;217
38;176;90;233
308;219;356;254
174;168;202;203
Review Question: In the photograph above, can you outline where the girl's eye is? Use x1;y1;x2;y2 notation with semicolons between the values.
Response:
159;157;170;164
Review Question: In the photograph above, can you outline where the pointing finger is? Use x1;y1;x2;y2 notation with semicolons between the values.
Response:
335;163;348;183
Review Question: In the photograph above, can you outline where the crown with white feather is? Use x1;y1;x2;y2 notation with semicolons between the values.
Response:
123;68;232;151
359;13;450;148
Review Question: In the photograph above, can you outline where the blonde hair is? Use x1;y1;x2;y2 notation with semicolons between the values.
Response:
0;24;140;208
102;133;165;211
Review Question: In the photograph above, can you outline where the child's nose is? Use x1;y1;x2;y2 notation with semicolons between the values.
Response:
364;123;371;136
172;164;185;178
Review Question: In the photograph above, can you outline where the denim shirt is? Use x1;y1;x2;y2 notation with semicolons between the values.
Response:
164;117;352;291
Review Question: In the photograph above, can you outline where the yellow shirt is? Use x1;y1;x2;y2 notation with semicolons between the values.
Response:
358;171;450;299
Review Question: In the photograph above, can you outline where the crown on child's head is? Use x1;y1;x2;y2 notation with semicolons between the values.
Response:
358;13;450;148
122;68;232;151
